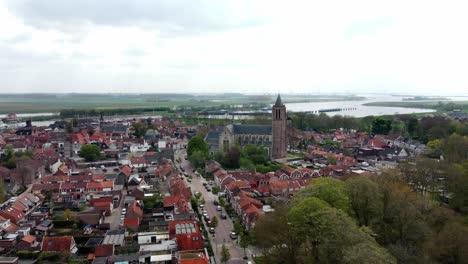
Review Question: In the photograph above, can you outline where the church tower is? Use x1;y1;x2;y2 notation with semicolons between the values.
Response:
272;94;287;159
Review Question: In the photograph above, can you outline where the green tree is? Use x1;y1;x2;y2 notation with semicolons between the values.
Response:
446;162;468;211
187;136;209;157
441;134;468;163
211;216;218;228
253;206;301;264
342;241;397;264
239;232;252;258
225;145;241;168
233;221;243;235
0;145;33;169
346;176;383;226
372;117;392;135
407;117;419;138
79;144;102;161
239;157;254;169
143;194;163;209
63;208;72;220
429;220;468;263
220;244;231;263
0;179;6;203
374;181;431;263
212;186;220;195
132;122;148;138
189;150;207;169
303;177;351;213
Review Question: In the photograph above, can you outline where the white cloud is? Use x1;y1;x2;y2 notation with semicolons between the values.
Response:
1;0;467;95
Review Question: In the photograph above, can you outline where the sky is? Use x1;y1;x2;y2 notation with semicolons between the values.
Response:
1;0;467;95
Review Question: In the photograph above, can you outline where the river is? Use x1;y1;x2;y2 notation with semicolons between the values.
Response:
1;95;466;126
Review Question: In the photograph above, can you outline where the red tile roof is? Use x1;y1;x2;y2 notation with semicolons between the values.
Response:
127;200;143;218
176;233;204;251
179;252;209;264
90;197;113;206
95;244;114;257
86;181;113;190
21;235;36;244
225;181;250;191
3;222;20;232
0;207;25;224
163;195;179;208
123;217;140;227
41;236;75;252
120;165;132;177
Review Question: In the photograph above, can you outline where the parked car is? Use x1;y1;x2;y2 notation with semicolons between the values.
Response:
220;213;227;219
213;200;219;206
209;227;215;234
199;204;205;209
230;232;237;239
206;187;212;192
216;206;222;211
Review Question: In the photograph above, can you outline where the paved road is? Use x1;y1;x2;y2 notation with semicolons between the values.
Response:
106;190;127;230
175;148;247;264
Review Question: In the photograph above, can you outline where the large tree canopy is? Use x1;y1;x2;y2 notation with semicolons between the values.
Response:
346;176;383;226
372;117;392;135
79;144;102;161
187;136;208;157
303;177;351;214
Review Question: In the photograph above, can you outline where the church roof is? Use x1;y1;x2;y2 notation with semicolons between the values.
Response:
274;94;283;106
205;131;221;143
232;124;272;135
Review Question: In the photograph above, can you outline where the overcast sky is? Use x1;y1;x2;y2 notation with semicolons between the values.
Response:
1;0;467;95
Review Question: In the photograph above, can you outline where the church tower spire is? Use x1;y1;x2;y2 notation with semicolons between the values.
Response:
272;94;287;159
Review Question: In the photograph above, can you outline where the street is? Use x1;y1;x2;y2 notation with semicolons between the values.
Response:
175;148;247;264
105;189;127;230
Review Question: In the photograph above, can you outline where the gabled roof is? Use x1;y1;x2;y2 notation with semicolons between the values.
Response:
86;181;113;190
231;124;272;135
127;201;143;218
41;236;74;252
225;180;250;191
120;165;133;177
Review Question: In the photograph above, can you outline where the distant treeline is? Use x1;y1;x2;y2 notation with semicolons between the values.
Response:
60;107;171;118
364;101;468;111
289;112;468;143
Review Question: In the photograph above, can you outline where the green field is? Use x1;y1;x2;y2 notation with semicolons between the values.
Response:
363;101;468;112
0;93;365;114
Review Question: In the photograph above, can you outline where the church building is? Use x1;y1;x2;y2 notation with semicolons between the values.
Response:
205;94;288;159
